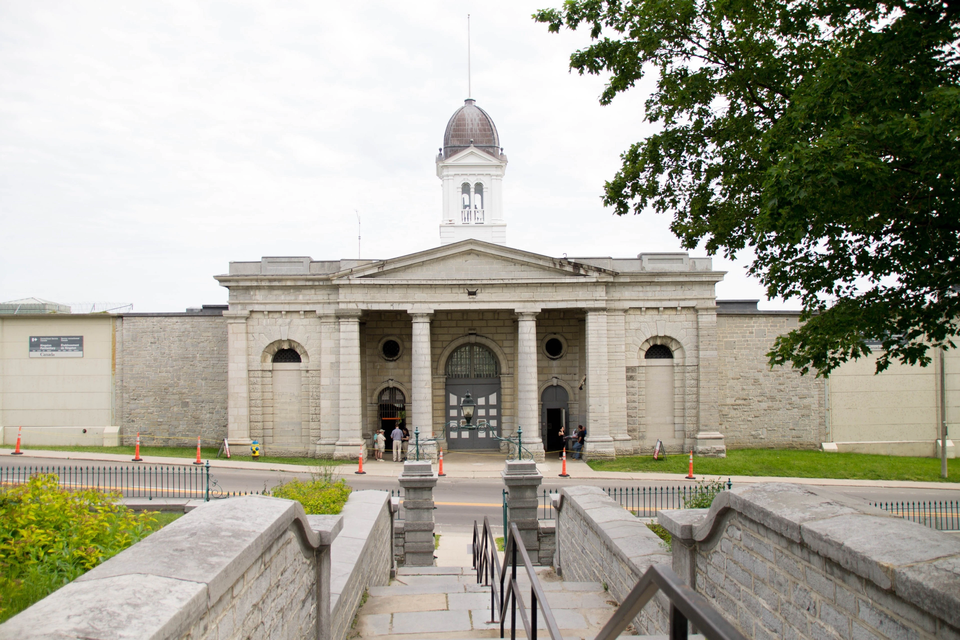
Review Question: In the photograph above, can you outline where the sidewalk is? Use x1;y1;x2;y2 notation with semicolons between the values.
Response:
5;447;958;490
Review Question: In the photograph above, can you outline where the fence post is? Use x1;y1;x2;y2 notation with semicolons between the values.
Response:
205;460;210;502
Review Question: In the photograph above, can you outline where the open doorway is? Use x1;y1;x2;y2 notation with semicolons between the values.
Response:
541;385;569;457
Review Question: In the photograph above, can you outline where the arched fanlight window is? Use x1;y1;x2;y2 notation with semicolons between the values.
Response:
645;344;674;359
445;344;500;378
473;183;483;209
461;183;471;209
273;348;302;363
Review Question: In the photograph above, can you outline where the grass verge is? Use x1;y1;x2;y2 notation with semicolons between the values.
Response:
0;444;354;467
588;448;960;482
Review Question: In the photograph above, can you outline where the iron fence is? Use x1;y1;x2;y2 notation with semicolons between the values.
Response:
0;463;222;501
870;500;960;531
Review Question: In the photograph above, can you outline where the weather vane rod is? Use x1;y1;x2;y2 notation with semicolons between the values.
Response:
467;14;472;98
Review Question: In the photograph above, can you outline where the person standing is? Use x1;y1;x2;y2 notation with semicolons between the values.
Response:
391;425;404;462
573;424;587;459
374;429;385;461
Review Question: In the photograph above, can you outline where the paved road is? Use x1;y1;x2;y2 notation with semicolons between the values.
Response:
3;455;958;532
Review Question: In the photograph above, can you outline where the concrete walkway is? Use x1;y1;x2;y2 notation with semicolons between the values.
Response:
351;531;625;640
5;447;958;490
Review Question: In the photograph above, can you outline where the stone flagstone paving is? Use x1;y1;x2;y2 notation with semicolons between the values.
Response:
350;531;632;639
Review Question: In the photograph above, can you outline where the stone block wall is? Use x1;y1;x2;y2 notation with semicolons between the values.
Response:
555;486;670;635
0;496;342;640
330;491;394;640
716;313;825;448
117;314;228;446
660;483;960;640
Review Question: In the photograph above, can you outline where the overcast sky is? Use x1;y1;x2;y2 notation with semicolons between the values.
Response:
0;1;787;312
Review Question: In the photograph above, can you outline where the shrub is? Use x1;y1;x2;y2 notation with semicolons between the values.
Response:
268;478;351;515
683;479;726;510
0;474;157;622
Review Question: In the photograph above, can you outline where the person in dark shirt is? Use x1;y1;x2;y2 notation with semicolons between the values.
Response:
573;424;587;459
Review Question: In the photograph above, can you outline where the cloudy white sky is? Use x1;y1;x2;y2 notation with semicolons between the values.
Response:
0;1;786;312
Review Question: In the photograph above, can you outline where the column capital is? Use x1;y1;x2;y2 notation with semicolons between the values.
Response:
407;310;434;322
222;310;250;321
515;310;540;321
335;308;363;320
586;308;608;317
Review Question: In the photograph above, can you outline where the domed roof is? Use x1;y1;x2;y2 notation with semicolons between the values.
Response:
441;99;503;160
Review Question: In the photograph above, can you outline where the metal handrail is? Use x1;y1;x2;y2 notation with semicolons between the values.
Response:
472;516;502;624
499;522;562;640
594;564;746;640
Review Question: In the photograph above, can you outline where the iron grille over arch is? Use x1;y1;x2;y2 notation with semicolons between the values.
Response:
445;344;500;378
273;348;302;363
645;344;674;359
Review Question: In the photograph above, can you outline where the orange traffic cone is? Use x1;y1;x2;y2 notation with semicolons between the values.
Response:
355;444;366;474
11;426;23;455
559;448;569;477
686;450;695;479
438;447;446;477
132;432;142;462
193;436;203;465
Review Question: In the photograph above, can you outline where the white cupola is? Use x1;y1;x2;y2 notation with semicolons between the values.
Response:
437;99;508;245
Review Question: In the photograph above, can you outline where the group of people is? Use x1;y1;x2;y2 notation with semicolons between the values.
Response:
372;425;410;462
558;424;587;460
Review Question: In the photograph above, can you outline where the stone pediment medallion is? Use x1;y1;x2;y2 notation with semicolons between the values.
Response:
335;240;614;281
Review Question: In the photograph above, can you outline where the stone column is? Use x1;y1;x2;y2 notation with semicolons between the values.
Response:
335;309;363;459
399;461;438;566
225;311;252;445
316;314;339;457
694;307;726;457
502;460;543;562
409;312;435;457
607;309;632;454
585;310;615;457
516;311;544;460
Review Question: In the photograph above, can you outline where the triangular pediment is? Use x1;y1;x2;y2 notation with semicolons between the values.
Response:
441;147;505;166
334;240;613;281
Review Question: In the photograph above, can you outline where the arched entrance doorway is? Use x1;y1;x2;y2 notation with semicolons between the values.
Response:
271;348;302;446
645;343;679;448
444;344;501;450
378;387;406;452
541;385;569;458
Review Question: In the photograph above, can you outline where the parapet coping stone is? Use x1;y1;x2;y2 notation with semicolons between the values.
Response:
0;495;342;640
560;486;670;572
658;482;960;630
330;490;392;610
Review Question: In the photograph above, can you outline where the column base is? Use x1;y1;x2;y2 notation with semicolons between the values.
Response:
613;435;635;455
333;440;365;460
315;440;337;458
583;436;617;460
694;431;727;458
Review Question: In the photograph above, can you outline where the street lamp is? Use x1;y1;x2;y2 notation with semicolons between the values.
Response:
461;392;476;426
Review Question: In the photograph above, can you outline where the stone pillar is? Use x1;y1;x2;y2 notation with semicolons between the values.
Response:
585;310;616;458
335;310;363;459
502;460;543;562
225;311;252;445
694;307;726;457
516;311;544;460
409;312;436;457
316;313;339;457
399;461;437;566
607;309;632;454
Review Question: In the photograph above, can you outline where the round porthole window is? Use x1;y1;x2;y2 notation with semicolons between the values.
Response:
379;337;403;361
542;335;567;360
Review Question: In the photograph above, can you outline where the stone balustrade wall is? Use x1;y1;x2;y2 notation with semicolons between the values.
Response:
0;491;394;640
554;486;670;635
660;483;960;640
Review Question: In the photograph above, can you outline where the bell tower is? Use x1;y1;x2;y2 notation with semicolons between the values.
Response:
437;99;508;245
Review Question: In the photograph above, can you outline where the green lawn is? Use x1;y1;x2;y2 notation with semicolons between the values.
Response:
588;448;960;483
0;444;353;467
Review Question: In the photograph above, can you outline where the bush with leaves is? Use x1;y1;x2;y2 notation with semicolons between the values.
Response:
268;478;352;515
0;474;157;622
683;479;727;510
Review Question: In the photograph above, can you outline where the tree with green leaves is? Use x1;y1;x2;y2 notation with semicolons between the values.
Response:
536;0;960;375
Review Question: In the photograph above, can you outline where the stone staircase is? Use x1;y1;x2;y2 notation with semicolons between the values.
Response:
351;565;626;640
349;530;629;640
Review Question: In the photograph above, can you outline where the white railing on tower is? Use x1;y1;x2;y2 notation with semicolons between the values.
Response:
461;208;485;224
